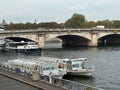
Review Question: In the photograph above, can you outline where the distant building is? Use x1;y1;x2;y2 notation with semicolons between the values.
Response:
0;19;7;30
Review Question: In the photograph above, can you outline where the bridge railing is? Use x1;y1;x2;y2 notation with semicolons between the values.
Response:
1;28;120;34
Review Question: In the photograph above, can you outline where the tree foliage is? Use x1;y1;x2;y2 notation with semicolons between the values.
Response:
39;22;60;29
3;13;120;30
65;13;85;28
112;20;120;28
85;21;96;28
96;20;113;28
5;22;60;30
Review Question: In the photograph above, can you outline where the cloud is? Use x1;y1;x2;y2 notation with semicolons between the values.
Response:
1;0;120;23
67;4;88;12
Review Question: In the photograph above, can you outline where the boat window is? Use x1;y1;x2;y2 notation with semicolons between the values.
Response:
51;67;55;70
58;62;64;68
42;66;56;71
46;67;50;70
66;61;72;70
72;64;79;68
42;68;45;71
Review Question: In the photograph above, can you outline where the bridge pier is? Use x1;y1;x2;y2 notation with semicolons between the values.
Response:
89;33;98;46
37;35;45;49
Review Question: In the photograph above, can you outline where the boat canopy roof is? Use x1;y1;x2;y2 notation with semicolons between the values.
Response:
39;57;87;62
3;57;87;67
4;58;57;67
71;58;87;61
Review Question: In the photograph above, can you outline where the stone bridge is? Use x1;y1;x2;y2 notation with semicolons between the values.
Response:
0;28;120;48
45;28;120;47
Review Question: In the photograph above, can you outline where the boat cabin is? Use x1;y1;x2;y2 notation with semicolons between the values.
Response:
2;59;63;77
57;58;87;71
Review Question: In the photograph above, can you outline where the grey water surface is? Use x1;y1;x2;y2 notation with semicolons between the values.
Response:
0;42;120;90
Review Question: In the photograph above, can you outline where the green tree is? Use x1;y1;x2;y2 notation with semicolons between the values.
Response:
39;22;60;29
85;21;96;28
112;20;120;28
65;13;86;28
96;20;113;28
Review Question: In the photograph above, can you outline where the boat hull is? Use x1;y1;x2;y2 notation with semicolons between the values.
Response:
3;48;42;53
66;69;93;77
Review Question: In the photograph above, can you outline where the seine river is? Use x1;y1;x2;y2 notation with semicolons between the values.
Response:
1;42;120;90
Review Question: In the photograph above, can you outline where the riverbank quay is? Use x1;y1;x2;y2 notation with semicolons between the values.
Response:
0;65;103;90
0;68;66;90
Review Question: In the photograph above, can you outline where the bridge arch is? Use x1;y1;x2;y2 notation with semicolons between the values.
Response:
0;34;45;48
0;34;39;43
98;34;120;46
5;37;37;42
57;35;91;47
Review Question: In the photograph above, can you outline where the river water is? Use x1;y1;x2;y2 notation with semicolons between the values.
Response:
1;42;120;90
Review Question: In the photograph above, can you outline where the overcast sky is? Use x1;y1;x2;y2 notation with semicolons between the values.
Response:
1;0;120;23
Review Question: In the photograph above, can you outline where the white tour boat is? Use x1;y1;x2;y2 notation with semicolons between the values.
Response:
3;40;41;53
2;58;66;78
1;57;94;78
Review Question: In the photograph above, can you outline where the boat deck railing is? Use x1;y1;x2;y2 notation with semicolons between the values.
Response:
0;65;103;90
